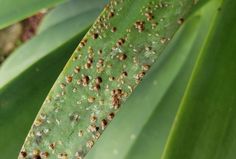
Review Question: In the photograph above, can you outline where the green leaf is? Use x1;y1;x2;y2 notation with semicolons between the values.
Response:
19;0;197;158
86;0;236;159
38;0;107;33
161;0;236;158
85;1;219;158
0;0;65;30
0;1;104;158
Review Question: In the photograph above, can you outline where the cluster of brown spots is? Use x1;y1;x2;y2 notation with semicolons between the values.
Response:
74;66;80;73
78;39;88;49
145;12;154;21
178;18;184;24
117;53;127;61
58;153;68;159
86;140;94;148
65;76;73;83
88;125;99;133
134;20;145;32
111;89;123;109
92;132;101;140
101;119;108;130
35;118;44;127
82;75;90;86
135;71;146;84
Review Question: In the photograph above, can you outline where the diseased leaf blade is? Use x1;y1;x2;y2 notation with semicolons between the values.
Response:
19;0;197;158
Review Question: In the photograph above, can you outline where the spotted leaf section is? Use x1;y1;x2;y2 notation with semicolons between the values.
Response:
19;0;197;158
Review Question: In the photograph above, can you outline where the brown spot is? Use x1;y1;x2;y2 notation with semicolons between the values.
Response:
122;71;128;77
142;64;150;71
109;76;115;81
20;151;27;158
116;38;126;46
107;112;115;120
78;130;83;137
111;27;117;32
90;115;97;123
117;53;127;61
65;76;73;83
33;155;41;159
93;84;101;91
178;18;184;24
88;125;98;132
40;152;49;158
49;143;56;150
60;83;66;89
82;75;90;86
72;56;78;61
160;37;167;44
92;33;99;39
74;66;80;73
84;63;92;69
88;96;95;103
95;77;103;84
108;11;115;18
98;49;102;55
145;12;154;21
101;119;108;130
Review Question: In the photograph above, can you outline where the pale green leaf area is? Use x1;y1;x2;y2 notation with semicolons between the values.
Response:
0;0;65;29
38;0;108;33
19;0;199;158
0;0;106;158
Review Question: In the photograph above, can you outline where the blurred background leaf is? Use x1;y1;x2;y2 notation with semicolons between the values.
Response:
0;0;65;29
0;0;106;158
